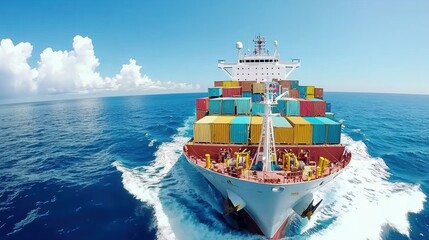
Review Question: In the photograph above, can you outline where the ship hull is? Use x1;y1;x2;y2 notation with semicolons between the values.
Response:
184;153;344;238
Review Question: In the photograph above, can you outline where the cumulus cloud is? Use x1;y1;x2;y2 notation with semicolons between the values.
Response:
0;35;199;100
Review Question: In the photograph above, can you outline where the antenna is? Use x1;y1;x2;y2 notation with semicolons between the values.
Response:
236;41;243;61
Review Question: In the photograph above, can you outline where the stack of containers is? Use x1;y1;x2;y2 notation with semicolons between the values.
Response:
298;99;313;116
316;117;341;144
235;97;251;115
196;97;209;120
277;98;300;116
314;88;324;99
209;98;222;114
212;116;234;143
208;87;222;97
223;87;242;97
221;98;235;115
230;116;250;144
272;117;293;144
306;86;315;99
298;86;307;98
194;116;218;143
250;116;263;144
310;98;326;116
286;117;312;144
223;81;240;87
303;117;326;144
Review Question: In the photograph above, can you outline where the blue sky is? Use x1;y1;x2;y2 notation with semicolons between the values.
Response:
1;0;428;102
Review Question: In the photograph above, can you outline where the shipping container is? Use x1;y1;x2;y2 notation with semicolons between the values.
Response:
272;116;293;144
252;93;263;102
196;110;208;121
222;81;239;87
306;94;315;99
250;116;263;144
223;87;242;97
196;97;209;111
286;117;312;144
306;86;315;95
290;80;299;89
214;81;223;87
235;97;251;115
314;88;323;99
252;83;265;93
298;99;313;116
277;98;300;116
326;102;331;112
240;81;255;91
289;89;299;98
230;116;250;144
303;117;326;144
278;80;291;89
251;103;265;115
316;117;341;144
310;98;326;116
221;98;235;115
208;87;222;97
269;82;281;95
212;116;234;143
242;91;252;97
194;116;218;143
298;86;307;98
209;98;222;114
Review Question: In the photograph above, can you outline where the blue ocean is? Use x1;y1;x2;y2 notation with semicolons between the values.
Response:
0;92;427;240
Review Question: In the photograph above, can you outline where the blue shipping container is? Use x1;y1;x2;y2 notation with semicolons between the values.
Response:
326;102;331;112
230;116;250;144
290;80;299;89
252;93;263;102
277;98;300;116
242;91;252;97
316;117;341;144
303;117;326;144
298;86;307;98
221;98;235;115
208;87;222;97
235;97;251;115
208;98;222;114
252;103;265;115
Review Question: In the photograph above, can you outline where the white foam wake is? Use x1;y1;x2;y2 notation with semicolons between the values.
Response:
113;117;253;240
302;134;426;240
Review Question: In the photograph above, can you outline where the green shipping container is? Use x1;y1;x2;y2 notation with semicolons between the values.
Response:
230;116;250;144
316;117;341;144
235;97;251;115
303;117;326;144
277;98;300;116
221;98;235;115
252;103;265;115
209;98;222;114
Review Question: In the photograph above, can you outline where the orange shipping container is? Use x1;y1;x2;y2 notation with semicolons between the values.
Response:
214;81;223;87
196;110;208;120
211;116;234;143
289;89;299;98
314;88;324;98
240;81;255;91
250;116;263;144
279;80;291;89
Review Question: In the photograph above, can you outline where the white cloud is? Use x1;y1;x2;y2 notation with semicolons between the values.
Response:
0;35;199;101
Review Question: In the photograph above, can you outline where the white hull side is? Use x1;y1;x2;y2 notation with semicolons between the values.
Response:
186;159;342;238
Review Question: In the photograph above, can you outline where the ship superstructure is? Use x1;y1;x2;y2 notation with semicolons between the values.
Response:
183;35;351;239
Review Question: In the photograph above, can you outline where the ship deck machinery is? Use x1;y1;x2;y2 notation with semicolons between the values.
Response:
183;35;351;239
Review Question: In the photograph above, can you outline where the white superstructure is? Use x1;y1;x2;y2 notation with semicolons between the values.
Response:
218;34;301;82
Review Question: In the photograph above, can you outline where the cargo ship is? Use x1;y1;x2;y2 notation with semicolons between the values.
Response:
183;35;352;239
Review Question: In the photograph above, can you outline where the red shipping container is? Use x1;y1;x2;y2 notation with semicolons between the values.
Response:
196;110;208;120
298;99;313;116
279;80;291;89
314;88;324;99
289;89;299;98
196;97;209;111
312;100;326;116
214;81;223;87
222;87;242;97
240;81;255;91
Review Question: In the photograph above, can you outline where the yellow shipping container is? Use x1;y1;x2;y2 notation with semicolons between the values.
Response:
252;83;265;93
306;93;315;99
306;86;315;95
286;117;312;144
250;116;263;144
194;116;218;143
274;126;294;144
223;81;240;87
212;116;234;143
